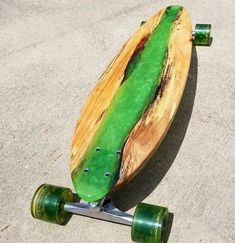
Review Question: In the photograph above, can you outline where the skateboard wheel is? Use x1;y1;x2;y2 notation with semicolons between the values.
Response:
131;203;168;243
31;184;73;225
193;24;211;46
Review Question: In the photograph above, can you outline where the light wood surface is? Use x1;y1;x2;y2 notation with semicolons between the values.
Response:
70;9;165;172
70;7;192;190
115;9;192;189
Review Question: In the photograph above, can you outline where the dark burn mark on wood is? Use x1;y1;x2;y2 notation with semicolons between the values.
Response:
95;109;106;125
172;8;182;32
158;62;172;98
173;7;183;23
120;75;126;85
134;34;150;55
120;34;151;85
145;49;172;108
156;9;180;96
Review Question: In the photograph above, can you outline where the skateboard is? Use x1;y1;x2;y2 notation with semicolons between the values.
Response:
31;5;211;243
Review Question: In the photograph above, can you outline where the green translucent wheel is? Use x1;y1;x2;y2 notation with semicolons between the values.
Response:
194;24;212;46
31;184;73;225
131;203;169;243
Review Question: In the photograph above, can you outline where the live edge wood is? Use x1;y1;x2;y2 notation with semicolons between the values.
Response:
70;7;192;191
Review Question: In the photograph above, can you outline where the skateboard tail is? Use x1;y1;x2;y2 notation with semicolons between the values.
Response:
72;5;183;202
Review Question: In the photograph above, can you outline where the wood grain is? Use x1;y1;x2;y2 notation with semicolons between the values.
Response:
70;7;192;191
70;8;165;172
115;8;192;189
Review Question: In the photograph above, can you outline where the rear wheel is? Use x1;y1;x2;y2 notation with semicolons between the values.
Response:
193;24;212;46
31;184;73;225
131;203;168;243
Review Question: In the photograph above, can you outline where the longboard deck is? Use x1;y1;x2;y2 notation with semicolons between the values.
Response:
70;6;192;200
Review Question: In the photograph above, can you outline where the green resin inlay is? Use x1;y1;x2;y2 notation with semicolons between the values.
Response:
72;5;182;202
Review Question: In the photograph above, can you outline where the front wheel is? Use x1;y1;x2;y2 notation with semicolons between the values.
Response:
131;203;169;243
31;184;73;225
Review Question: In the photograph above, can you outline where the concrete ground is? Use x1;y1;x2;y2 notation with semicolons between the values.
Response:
0;0;234;242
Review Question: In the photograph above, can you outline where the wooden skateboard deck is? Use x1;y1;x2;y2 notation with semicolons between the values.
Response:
70;6;192;202
31;5;211;242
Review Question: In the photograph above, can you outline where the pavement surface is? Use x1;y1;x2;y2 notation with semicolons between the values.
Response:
0;0;234;242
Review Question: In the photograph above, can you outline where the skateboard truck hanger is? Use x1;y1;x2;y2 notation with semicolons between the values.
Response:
64;200;133;226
